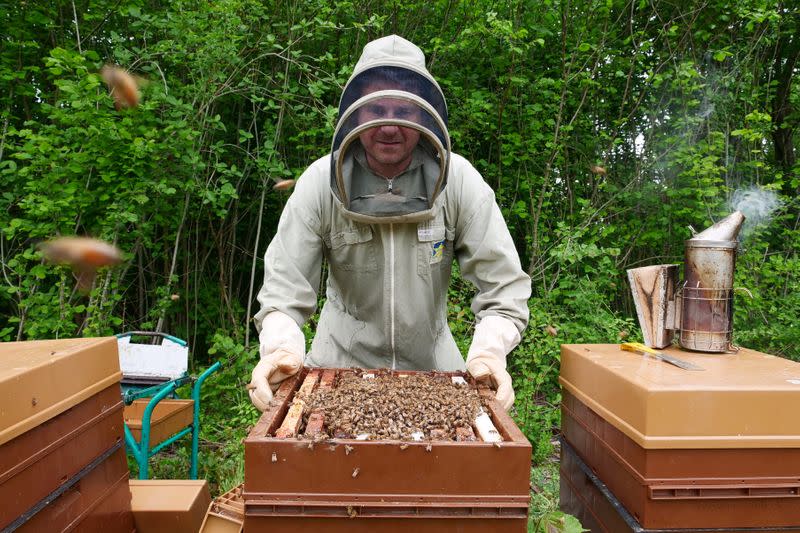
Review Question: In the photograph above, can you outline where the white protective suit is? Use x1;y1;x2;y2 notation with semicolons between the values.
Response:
251;35;531;409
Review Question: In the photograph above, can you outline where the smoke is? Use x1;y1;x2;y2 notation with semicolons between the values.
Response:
730;186;782;237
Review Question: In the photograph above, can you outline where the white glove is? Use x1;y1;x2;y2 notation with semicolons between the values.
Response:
248;349;303;411
467;353;514;410
249;311;306;411
466;315;521;411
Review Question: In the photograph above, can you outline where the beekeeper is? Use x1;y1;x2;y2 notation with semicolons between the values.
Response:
249;35;531;412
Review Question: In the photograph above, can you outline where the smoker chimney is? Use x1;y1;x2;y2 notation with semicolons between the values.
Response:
690;211;745;242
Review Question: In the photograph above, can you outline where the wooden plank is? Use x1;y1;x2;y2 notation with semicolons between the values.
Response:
251;371;303;438
275;370;320;439
295;369;322;400
303;369;336;437
455;426;477;442
303;411;324;438
430;428;449;441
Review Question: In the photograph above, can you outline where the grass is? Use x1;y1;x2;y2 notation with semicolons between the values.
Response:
529;457;561;531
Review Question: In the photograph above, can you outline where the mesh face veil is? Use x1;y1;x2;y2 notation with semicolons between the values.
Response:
330;38;451;223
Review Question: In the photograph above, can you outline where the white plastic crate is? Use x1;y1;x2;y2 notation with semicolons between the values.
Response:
117;335;188;381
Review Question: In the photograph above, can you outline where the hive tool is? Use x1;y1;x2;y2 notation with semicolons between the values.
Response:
621;342;704;371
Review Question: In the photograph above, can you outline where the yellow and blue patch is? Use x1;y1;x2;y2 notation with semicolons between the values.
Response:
430;239;445;264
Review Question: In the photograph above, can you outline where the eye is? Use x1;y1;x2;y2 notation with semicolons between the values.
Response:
363;104;386;119
394;107;414;119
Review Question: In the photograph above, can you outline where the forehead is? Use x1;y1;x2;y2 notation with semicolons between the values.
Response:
360;98;420;118
362;80;403;94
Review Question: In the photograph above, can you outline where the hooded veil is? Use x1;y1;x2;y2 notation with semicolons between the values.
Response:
330;35;451;223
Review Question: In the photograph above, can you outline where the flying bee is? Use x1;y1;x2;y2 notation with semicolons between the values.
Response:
101;65;140;110
39;236;123;292
590;165;607;176
273;179;296;191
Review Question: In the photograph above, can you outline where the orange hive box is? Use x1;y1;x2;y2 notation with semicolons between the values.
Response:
559;438;800;533
0;337;133;532
130;479;212;532
559;343;800;530
243;368;532;532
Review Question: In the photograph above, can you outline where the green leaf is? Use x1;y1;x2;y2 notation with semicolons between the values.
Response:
713;50;729;62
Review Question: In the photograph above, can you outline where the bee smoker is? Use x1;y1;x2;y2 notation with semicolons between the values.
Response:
627;211;745;353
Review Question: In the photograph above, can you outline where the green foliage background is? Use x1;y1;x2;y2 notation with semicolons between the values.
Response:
2;1;799;530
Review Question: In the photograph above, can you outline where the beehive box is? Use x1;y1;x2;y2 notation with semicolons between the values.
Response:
130;479;212;533
17;444;134;533
0;337;132;531
243;368;532;532
559;344;800;530
560;438;800;533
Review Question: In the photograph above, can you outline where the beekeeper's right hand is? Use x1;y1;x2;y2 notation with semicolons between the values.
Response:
248;349;302;411
248;311;305;411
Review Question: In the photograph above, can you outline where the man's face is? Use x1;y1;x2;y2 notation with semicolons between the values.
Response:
358;98;421;178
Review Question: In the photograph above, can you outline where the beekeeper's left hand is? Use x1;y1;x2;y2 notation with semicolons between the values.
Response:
465;316;521;411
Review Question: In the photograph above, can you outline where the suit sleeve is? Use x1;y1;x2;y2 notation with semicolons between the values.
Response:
253;160;327;333
449;155;531;355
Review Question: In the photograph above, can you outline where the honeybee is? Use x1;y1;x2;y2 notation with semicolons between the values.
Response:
40;236;121;267
590;165;607;176
39;236;123;292
273;179;296;191
100;65;140;110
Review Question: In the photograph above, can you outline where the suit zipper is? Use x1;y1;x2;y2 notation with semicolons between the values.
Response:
389;223;396;369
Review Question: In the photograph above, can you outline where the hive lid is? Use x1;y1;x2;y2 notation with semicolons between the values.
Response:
559;344;800;449
0;337;122;445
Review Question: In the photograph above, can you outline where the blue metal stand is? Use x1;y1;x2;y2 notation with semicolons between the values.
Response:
117;331;222;480
123;362;221;479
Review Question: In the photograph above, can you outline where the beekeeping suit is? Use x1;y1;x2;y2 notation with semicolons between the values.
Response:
249;35;531;411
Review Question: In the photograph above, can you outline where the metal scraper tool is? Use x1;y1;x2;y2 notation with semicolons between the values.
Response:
620;342;705;371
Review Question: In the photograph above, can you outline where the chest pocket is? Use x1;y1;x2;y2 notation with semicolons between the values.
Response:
416;222;455;276
326;224;377;273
